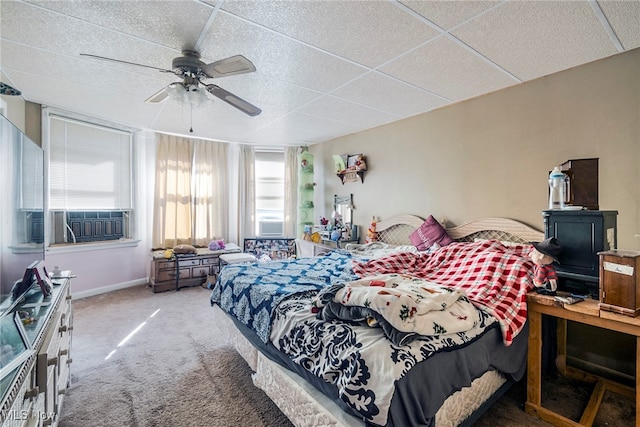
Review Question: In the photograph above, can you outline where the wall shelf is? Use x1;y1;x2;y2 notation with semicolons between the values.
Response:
337;170;365;184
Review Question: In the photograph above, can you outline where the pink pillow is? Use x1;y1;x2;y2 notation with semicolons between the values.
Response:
409;216;453;251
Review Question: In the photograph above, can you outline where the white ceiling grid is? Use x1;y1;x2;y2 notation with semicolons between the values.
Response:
0;0;638;146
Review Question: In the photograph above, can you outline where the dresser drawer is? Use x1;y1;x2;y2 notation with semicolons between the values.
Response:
177;259;200;267
191;265;211;280
37;311;63;391
157;268;190;282
201;257;220;266
155;260;175;269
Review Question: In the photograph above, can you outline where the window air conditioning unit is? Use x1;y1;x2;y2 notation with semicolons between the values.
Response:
259;221;284;237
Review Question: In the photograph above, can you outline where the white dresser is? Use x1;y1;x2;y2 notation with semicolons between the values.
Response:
1;276;73;427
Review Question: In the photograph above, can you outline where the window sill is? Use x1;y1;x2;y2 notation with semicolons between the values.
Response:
10;243;45;254
46;239;140;254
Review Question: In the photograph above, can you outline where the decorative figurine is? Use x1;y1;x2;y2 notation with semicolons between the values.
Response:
366;216;377;243
530;237;562;295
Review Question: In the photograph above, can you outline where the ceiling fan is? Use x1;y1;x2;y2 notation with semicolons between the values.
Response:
80;50;261;117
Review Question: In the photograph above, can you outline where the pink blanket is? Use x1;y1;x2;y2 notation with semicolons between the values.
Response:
352;240;535;346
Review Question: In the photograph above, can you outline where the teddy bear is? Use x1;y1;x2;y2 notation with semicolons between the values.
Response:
530;237;562;295
366;216;377;243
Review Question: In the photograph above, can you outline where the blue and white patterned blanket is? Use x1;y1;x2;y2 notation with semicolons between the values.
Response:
271;293;496;426
210;251;358;342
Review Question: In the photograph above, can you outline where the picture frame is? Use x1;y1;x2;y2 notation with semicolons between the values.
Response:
346;154;361;169
17;260;52;298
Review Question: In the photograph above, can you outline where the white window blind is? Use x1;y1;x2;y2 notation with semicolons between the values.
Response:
49;116;132;210
255;151;284;213
255;150;284;236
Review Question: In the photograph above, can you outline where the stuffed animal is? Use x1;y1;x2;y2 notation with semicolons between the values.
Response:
366;216;377;243
530;237;562;295
208;239;225;251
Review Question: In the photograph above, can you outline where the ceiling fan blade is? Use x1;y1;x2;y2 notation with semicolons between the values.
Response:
145;87;169;103
205;84;261;117
80;53;173;73
202;55;256;79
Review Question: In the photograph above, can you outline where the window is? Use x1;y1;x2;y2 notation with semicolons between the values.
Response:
46;113;134;245
255;151;285;237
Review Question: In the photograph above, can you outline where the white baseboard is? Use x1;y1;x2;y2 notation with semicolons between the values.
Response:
72;278;148;300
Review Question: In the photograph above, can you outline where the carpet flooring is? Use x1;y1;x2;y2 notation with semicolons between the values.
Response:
59;284;634;426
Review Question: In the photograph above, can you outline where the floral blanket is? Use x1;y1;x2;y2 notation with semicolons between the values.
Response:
313;273;480;345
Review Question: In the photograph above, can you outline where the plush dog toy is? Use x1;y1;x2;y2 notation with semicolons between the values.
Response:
530;237;562;295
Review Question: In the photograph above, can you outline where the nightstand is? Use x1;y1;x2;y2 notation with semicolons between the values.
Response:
295;238;356;258
526;292;639;426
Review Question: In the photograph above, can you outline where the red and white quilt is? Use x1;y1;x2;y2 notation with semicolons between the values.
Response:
352;239;535;346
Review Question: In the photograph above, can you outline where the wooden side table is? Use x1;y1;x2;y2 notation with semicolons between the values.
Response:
526;292;639;426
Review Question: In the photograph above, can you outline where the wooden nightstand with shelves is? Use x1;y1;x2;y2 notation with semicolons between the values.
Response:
526;292;639;426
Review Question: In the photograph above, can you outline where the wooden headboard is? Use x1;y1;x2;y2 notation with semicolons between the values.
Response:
374;214;544;246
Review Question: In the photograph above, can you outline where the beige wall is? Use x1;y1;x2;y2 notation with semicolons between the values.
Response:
312;47;640;250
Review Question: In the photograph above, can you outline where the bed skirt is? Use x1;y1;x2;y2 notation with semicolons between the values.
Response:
211;304;515;427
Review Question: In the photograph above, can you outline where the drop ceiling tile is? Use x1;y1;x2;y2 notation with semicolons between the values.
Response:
143;98;276;144
204;72;322;111
333;71;448;117
452;1;619;80
299;95;400;130
380;36;517;101
599;0;640;51
1;1;180;77
25;0;213;51
271;111;359;137
399;0;501;30
197;13;369;92
221;0;440;68
1;41;174;101
5;71;161;129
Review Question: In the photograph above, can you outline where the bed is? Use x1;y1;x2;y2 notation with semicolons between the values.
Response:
210;215;544;427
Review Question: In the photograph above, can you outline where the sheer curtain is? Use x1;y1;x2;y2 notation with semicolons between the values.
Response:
152;133;229;248
230;144;255;244
284;146;299;238
152;134;193;248
192;139;228;246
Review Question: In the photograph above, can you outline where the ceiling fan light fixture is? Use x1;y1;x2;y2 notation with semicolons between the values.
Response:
165;83;211;109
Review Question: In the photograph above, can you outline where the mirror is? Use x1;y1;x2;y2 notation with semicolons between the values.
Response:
334;194;353;227
0;114;45;314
